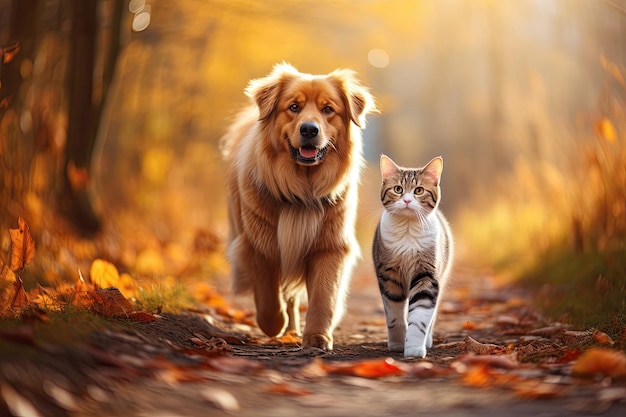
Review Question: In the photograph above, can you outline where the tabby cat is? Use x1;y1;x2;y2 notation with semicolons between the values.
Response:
372;154;454;358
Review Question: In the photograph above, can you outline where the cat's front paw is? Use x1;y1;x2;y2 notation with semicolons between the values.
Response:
302;333;333;351
404;345;427;358
426;333;433;348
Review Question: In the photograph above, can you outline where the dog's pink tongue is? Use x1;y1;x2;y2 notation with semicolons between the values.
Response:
299;147;317;158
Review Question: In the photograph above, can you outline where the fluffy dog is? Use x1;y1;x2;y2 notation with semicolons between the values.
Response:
221;63;376;350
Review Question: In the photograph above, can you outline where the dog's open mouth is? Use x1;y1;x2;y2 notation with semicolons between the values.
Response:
289;143;329;165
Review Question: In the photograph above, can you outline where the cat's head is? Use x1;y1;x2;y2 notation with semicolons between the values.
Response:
379;155;443;221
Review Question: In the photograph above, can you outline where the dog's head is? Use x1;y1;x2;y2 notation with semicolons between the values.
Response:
245;63;376;167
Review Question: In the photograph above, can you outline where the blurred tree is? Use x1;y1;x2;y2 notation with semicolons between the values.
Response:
0;0;123;237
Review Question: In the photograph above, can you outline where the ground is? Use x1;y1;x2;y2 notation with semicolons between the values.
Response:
1;265;626;417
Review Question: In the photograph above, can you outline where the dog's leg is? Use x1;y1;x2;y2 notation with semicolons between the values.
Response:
254;270;288;337
285;295;301;334
303;249;354;350
233;238;287;338
253;264;287;338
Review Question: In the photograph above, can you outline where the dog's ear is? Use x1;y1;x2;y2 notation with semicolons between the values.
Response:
245;63;299;121
330;69;378;128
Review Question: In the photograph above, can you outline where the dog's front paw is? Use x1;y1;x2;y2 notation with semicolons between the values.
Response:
302;333;333;351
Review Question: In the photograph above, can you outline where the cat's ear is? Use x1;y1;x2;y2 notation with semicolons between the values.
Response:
423;156;443;186
380;154;400;180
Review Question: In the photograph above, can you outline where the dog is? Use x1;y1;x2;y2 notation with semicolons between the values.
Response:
221;63;376;350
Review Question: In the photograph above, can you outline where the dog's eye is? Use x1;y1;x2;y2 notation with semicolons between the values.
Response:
393;185;403;194
289;103;300;113
322;105;333;115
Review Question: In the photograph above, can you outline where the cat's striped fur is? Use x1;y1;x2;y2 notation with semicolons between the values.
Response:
372;155;453;358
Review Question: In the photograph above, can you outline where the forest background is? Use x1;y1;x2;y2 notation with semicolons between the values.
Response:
0;0;625;338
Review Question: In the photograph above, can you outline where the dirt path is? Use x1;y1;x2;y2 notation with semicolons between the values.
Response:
1;265;626;416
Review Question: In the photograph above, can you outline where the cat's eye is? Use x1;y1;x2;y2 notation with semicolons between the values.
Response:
393;185;403;194
289;103;301;113
415;187;425;195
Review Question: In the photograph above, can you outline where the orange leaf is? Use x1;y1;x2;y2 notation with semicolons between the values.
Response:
267;383;313;397
9;217;36;272
593;330;614;345
461;365;493;387
85;288;133;318
572;348;626;378
267;331;302;346
321;358;406;378
10;278;29;309
513;381;563;399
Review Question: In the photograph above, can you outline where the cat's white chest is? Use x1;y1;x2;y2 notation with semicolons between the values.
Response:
379;211;438;255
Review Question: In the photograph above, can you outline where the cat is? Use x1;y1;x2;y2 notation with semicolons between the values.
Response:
372;154;454;358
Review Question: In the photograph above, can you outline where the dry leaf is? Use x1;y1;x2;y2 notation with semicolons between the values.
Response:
460;365;492;387
9;217;36;272
572;348;626;378
10;278;29;309
592;330;614;345
320;358;406;378
267;382;313;397
461;336;504;355
513;381;563;399
454;353;519;370
77;287;134;317
268;331;302;346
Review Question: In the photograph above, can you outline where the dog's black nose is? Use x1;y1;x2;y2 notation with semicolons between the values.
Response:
300;122;319;140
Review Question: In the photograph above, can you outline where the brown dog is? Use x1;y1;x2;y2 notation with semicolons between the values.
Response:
221;63;376;350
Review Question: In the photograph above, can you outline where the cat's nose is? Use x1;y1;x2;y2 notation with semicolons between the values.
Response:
403;198;411;205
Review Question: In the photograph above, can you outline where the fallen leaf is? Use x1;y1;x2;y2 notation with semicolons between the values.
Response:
267;331;302;346
267;382;313;397
592;330;614;345
555;348;582;364
513;381;563;399
10;278;29;309
320;358;406;378
460;365;492;387
89;259;138;298
454;353;519;370
9;216;36;272
77;287;134;317
461;335;505;355
572;348;626;378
